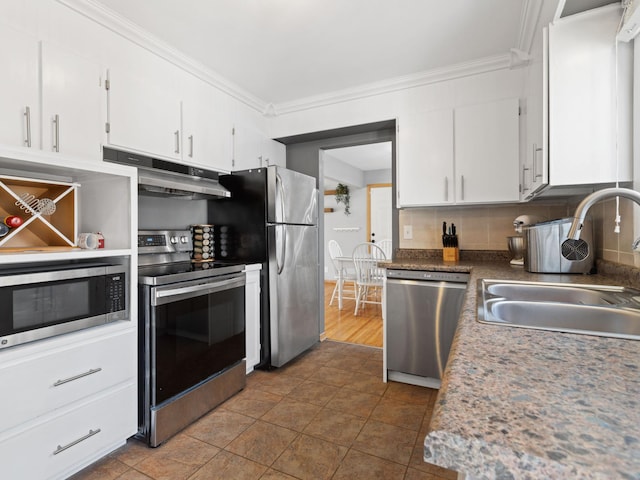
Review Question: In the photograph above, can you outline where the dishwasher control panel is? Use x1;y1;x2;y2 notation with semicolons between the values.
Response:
386;269;470;283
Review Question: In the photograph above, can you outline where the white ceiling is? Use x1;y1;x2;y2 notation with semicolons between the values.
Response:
325;142;391;172
93;0;530;106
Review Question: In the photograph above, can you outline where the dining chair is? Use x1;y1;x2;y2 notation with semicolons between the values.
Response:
328;240;356;307
376;239;392;259
352;242;386;315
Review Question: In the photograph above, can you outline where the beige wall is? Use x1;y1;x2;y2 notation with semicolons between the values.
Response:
398;202;571;251
398;199;639;268
591;197;639;267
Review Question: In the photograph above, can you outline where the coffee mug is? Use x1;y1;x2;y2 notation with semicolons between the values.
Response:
77;233;99;249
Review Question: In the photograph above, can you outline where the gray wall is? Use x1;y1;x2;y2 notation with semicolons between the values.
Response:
283;126;397;334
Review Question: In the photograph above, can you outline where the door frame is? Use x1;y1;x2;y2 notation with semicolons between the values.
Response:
366;183;392;243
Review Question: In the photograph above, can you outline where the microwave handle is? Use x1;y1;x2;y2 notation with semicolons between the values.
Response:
151;276;245;306
0;266;113;287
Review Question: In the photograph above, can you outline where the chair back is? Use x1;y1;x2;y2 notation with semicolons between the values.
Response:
327;240;343;274
352;242;385;284
377;239;392;259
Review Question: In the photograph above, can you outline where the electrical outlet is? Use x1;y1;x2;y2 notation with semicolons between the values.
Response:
324;266;329;273
403;225;413;240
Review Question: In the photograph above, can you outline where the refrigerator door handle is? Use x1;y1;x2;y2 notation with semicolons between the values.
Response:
276;172;286;223
277;224;286;274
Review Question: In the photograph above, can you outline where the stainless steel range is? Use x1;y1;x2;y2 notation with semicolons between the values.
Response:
137;229;246;447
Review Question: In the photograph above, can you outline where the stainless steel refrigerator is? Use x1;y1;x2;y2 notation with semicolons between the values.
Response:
210;166;319;368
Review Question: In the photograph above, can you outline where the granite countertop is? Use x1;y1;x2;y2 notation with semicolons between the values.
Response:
386;252;640;480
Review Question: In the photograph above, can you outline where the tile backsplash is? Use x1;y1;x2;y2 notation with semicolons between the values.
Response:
398;200;639;268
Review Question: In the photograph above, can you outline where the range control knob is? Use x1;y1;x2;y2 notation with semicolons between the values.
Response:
180;236;189;244
170;236;178;244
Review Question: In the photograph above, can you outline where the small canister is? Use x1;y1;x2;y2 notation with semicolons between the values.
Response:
4;216;23;228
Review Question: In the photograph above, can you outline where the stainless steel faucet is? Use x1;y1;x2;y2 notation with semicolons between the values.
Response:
567;187;640;250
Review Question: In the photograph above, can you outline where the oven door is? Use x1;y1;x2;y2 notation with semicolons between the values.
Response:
148;272;246;406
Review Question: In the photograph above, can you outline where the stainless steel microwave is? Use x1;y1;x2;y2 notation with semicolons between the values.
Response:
0;263;128;350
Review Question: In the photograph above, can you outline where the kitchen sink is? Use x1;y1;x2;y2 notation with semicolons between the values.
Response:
478;279;640;340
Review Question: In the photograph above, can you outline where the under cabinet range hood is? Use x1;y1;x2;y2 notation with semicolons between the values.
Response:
103;147;230;199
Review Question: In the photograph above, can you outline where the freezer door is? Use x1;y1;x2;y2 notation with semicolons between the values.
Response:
268;224;319;367
267;166;318;225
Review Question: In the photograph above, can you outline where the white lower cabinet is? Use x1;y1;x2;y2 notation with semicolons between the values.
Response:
0;329;136;433
0;328;137;479
245;264;262;373
0;382;136;480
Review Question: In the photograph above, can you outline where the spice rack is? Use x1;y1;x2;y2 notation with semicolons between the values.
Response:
0;174;78;251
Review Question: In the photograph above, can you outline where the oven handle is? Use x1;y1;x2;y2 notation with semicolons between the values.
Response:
151;275;246;306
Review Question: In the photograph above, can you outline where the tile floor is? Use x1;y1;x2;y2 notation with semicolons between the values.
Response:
71;340;457;480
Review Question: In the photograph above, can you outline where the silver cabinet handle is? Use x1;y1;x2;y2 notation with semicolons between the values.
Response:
188;135;194;157
53;429;101;455
53;114;60;152
444;176;448;201
460;175;465;201
24;106;32;147
174;130;180;154
533;144;543;179
522;164;530;192
53;367;102;387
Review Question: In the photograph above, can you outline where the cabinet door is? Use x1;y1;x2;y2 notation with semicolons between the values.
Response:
548;6;632;185
245;268;261;373
0;26;39;150
263;139;286;167
455;99;519;203
107;57;181;160
521;31;548;200
41;42;102;161
182;78;233;172
397;109;454;207
233;122;264;171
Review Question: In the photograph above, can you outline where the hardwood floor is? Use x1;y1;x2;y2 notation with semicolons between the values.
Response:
324;281;383;348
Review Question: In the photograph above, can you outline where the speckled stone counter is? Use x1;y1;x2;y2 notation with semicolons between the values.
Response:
386;251;640;479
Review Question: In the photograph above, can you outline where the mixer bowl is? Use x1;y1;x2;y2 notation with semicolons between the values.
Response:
507;236;525;265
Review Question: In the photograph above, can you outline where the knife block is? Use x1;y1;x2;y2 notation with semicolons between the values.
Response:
442;247;459;262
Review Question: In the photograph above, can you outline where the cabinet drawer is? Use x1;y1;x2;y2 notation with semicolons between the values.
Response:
0;382;136;480
0;330;136;433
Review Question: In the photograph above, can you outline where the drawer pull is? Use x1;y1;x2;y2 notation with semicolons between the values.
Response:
53;367;102;387
53;429;101;455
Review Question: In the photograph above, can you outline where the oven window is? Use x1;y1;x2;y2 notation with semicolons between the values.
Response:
153;284;245;404
13;281;91;330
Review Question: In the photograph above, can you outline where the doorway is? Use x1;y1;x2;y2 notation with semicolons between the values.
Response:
276;120;397;347
322;142;392;347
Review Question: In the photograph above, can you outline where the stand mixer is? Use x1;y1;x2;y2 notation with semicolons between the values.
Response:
508;215;545;266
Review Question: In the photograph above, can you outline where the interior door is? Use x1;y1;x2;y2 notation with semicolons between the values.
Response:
369;185;392;245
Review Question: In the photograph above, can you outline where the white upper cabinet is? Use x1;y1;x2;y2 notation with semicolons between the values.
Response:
41;42;102;161
397;109;454;207
547;5;632;186
454;98;520;204
0;26;39;150
520;29;549;200
398;99;519;207
233;122;285;171
106;48;182;161
0;28;102;161
181;77;233;172
232;122;263;171
263;138;286;167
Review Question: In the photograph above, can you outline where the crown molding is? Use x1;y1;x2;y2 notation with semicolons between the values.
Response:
272;54;513;116
517;0;543;53
56;0;537;119
56;0;268;114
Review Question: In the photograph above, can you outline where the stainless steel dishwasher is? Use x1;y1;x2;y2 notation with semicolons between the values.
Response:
386;269;469;388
